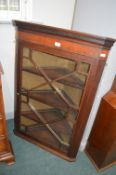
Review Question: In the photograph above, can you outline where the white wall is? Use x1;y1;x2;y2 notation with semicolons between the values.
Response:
0;1;75;119
72;0;116;150
0;24;15;119
73;0;116;37
32;0;76;29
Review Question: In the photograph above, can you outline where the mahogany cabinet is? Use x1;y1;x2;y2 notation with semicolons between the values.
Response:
86;77;116;171
13;20;115;161
0;64;15;165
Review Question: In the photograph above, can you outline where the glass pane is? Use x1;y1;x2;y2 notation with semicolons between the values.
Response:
19;47;90;154
0;0;8;10
9;0;20;11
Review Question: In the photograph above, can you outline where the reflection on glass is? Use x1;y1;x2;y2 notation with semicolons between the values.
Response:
19;48;90;153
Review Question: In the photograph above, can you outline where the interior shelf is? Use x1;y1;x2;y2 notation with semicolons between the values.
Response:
21;108;65;125
22;66;84;89
22;89;77;112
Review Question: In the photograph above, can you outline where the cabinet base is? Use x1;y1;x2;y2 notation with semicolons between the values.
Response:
85;148;116;172
14;130;76;162
0;141;15;165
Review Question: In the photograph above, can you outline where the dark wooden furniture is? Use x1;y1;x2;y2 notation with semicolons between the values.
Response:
86;77;116;171
13;20;115;161
0;63;15;165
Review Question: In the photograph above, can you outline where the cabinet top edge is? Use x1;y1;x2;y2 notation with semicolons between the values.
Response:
12;20;116;48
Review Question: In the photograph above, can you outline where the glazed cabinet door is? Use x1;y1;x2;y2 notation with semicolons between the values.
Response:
15;43;96;160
